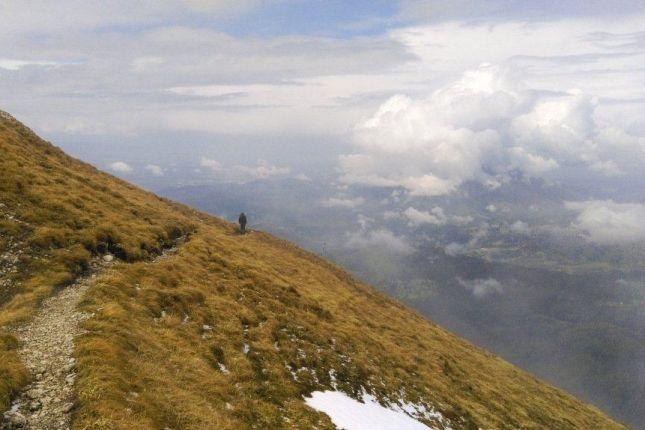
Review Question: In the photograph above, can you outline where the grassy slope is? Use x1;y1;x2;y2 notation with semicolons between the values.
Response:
0;112;627;429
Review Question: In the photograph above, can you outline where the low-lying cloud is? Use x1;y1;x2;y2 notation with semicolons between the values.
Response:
322;197;365;209
145;164;164;176
346;228;414;255
109;161;133;173
565;200;645;245
457;277;504;298
200;157;290;182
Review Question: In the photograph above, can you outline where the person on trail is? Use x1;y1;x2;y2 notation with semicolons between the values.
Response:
238;212;247;234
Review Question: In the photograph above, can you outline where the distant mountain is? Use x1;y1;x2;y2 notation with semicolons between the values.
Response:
0;111;631;429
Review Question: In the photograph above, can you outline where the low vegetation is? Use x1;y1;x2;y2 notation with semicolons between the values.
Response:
0;111;628;429
0;112;195;411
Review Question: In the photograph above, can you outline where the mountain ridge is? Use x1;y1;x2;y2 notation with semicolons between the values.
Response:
0;111;628;429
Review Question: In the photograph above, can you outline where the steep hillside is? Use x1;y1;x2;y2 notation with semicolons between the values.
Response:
0;111;628;429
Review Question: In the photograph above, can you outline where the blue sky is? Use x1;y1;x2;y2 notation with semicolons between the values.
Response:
215;0;400;38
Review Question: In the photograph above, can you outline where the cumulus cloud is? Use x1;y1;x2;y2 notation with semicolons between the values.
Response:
340;63;645;196
109;161;133;173
346;228;414;255
145;164;164;176
565;200;645;244
457;277;504;298
404;206;446;226
322;197;365;209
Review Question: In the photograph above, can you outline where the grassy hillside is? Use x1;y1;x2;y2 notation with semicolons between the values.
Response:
0;111;628;429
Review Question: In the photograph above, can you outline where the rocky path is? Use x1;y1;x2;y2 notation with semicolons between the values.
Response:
1;238;185;430
1;259;109;430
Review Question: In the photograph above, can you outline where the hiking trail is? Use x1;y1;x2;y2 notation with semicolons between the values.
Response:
1;241;183;430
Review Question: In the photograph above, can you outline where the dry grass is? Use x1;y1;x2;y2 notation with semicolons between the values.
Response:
0;112;194;411
0;112;628;429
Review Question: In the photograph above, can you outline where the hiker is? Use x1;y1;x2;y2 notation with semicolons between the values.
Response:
238;212;247;234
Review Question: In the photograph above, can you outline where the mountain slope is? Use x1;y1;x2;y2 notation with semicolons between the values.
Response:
0;111;628;429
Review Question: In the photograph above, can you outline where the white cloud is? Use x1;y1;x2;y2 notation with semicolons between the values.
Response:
0;1;270;35
145;164;164;176
401;206;474;227
200;157;222;171
340;61;645;196
403;207;446;226
322;197;365;209
0;13;411;138
231;160;290;181
109;161;133;173
2;1;645;210
346;228;414;255
179;0;267;15
565;200;645;244
357;214;373;229
0;59;61;70
457;277;504;298
200;157;289;182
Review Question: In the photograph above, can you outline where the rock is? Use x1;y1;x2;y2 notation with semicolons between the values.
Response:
61;402;74;413
6;411;27;427
26;388;44;400
102;254;114;262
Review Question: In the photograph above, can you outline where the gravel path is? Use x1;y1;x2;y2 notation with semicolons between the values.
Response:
1;238;185;430
1;260;108;430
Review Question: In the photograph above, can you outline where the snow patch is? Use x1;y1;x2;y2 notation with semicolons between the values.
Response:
305;391;439;430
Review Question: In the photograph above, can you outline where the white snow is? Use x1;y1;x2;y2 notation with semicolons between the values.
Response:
305;391;433;430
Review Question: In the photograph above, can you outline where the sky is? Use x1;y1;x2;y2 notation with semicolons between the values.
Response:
2;0;645;245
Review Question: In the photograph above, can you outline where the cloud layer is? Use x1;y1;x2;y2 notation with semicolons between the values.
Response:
200;157;290;182
566;200;645;244
457;277;504;298
340;62;645;196
346;228;414;255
